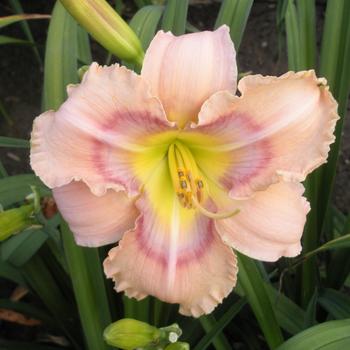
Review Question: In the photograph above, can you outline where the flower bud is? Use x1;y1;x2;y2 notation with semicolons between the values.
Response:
0;204;34;241
103;318;161;349
165;342;190;350
60;0;144;65
159;323;182;343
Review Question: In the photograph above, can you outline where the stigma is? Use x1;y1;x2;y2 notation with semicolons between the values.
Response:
168;142;204;209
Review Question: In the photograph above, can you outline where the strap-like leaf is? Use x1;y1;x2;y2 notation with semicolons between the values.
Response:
277;319;350;349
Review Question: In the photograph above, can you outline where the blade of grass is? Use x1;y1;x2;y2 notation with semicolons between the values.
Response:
265;283;305;335
43;1;78;111
134;0;152;8
303;289;318;328
318;288;350;319
0;260;26;285
237;253;284;349
318;0;350;217
77;26;92;65
1;229;48;266
285;0;301;71
296;0;316;69
276;0;289;58
61;221;112;350
0;99;12;125
124;4;163;71
276;319;350;350
215;0;253;50
327;214;350;288
193;298;246;350
0;136;29;148
22;253;82;349
0;35;33;45
0;161;7;178
281;232;350;276
8;0;43;65
319;0;347;92
161;0;188;35
0;14;50;29
317;1;350;292
215;0;237;31
199;315;232;350
129;5;164;50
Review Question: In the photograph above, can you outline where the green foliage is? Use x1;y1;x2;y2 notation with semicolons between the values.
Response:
62;223;113;350
284;0;350;309
0;136;29;148
237;253;284;348
0;12;49;53
161;0;188;35
276;319;350;349
215;0;253;50
42;1;78;111
0;14;50;29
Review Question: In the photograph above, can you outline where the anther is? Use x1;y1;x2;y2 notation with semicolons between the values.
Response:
168;141;206;209
197;180;204;189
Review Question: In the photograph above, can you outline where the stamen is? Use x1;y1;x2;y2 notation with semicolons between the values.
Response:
167;141;205;209
191;195;240;219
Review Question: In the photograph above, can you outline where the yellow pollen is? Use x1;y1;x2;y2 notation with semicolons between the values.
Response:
168;142;204;209
167;142;240;219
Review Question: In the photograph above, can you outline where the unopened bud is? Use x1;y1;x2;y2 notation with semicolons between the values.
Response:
60;0;144;66
159;323;182;344
103;318;161;349
0;204;34;241
165;342;190;350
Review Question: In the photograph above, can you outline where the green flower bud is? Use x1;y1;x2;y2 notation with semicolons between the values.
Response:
60;0;144;66
159;323;182;343
165;342;190;350
103;318;161;349
0;204;34;241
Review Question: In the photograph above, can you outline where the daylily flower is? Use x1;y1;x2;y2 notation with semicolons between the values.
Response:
30;26;338;317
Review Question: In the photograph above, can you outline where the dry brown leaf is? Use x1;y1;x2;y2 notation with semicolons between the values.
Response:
0;308;41;326
10;286;29;301
42;197;58;219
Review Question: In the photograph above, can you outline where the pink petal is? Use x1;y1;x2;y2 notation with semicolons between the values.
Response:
104;161;237;317
214;182;310;261
141;25;237;128
53;181;138;247
30;63;172;195
194;70;339;198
